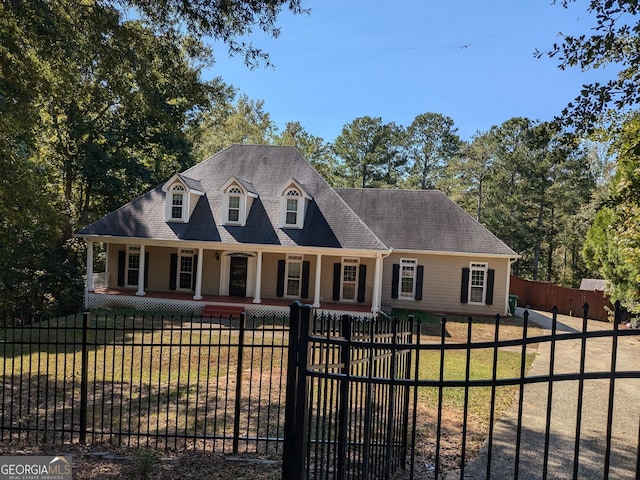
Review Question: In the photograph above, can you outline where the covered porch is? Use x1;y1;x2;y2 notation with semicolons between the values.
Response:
83;240;386;319
86;287;376;318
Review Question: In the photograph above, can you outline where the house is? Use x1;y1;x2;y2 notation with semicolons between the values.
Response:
76;144;519;317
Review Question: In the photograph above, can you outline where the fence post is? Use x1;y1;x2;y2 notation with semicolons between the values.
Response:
79;312;89;445
614;300;622;324
336;315;352;480
384;317;399;479
282;302;311;480
232;312;246;455
401;315;414;470
293;305;311;478
604;300;621;478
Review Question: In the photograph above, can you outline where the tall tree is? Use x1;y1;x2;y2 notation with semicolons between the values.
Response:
0;0;304;317
333;116;402;188
479;118;583;281
583;113;640;312
192;94;276;159
274;121;344;186
447;131;498;222
404;113;461;190
378;122;408;188
124;0;306;67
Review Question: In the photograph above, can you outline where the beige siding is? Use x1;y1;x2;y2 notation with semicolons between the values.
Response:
105;243;119;288
201;249;221;295
382;253;510;316
146;247;171;291
319;256;340;302
260;253;282;299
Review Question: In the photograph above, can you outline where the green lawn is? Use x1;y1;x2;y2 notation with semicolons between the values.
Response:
1;309;539;473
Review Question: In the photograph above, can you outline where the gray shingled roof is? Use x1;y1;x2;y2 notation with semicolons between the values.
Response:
232;177;258;196
77;145;387;250
177;174;203;192
336;189;518;256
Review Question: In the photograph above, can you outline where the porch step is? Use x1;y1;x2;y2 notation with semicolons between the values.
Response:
201;304;245;320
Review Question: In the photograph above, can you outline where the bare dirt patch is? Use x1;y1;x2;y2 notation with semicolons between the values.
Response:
0;443;282;480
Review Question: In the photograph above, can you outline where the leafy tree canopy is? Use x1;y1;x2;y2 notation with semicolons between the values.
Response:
583;112;640;312
542;1;640;137
0;0;304;317
333;116;406;189
274;121;344;186
125;0;306;67
191;94;276;159
404;113;461;190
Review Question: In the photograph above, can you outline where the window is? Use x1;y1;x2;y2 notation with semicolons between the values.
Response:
126;246;140;286
342;258;359;301
399;258;417;299
469;263;488;304
223;183;255;226
227;187;242;223
285;189;300;226
171;185;185;220
178;249;195;290
163;174;204;223
285;255;303;297
278;180;310;229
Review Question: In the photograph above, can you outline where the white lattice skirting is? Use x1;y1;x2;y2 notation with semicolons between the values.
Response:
87;293;205;316
87;293;375;319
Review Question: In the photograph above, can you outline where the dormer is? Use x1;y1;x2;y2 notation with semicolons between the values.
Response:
221;177;258;226
162;174;204;223
278;179;312;229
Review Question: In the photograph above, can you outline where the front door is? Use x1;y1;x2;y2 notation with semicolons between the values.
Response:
229;256;248;297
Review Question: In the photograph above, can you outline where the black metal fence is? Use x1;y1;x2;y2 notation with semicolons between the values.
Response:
3;303;640;480
282;302;640;480
0;312;290;454
283;303;414;480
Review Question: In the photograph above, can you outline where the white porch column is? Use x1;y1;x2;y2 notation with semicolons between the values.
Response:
253;251;263;303
371;254;384;314
193;248;204;300
136;244;146;296
84;240;94;309
86;241;94;293
313;254;322;307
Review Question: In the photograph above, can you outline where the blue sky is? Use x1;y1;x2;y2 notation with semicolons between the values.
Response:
204;1;613;143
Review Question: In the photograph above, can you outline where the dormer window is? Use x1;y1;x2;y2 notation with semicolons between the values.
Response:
278;179;312;229
221;178;257;226
171;185;185;220
162;174;204;223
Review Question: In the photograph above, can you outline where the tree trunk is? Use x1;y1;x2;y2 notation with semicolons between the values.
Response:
546;206;555;282
532;200;545;281
477;178;483;222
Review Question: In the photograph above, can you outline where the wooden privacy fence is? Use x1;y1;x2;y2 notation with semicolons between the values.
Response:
510;276;613;322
